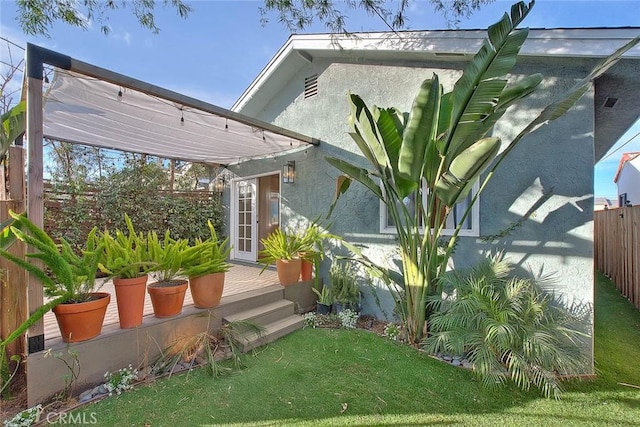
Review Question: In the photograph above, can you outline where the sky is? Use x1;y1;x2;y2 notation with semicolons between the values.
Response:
1;0;639;198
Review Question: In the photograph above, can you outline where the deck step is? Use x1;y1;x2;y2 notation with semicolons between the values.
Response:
234;315;304;352
220;284;284;317
223;299;294;327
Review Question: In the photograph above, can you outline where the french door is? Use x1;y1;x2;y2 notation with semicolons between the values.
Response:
233;178;257;261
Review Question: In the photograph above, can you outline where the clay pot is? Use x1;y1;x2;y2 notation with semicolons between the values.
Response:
276;258;302;285
52;292;111;343
147;280;188;318
189;272;225;309
113;275;148;328
300;259;313;281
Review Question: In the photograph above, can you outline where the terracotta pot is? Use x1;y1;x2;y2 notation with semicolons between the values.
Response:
147;280;188;318
276;258;302;285
189;272;225;309
113;275;148;328
52;292;111;343
300;259;313;281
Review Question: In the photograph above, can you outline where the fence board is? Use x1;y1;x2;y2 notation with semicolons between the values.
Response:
0;200;27;363
595;206;640;310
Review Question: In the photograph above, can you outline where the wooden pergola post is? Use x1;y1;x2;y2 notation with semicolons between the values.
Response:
26;44;45;353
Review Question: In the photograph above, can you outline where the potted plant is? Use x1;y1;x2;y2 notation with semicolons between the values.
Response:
259;228;305;285
182;221;232;309
0;211;109;343
312;285;333;315
330;262;360;313
298;219;336;282
98;214;152;328
147;230;189;318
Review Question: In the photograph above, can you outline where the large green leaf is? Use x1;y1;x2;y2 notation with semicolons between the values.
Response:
497;35;640;164
445;1;533;160
434;137;501;206
347;93;390;172
399;77;441;184
325;156;383;201
327;175;352;219
1;100;26;157
453;74;544;155
376;107;417;198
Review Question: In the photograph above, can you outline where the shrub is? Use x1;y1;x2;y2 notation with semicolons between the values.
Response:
3;404;42;427
338;309;359;329
104;365;138;396
384;323;401;341
422;256;589;399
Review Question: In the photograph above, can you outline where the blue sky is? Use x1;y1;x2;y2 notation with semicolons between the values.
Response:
1;0;639;197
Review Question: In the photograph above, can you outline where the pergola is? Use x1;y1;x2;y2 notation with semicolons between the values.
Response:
24;43;319;352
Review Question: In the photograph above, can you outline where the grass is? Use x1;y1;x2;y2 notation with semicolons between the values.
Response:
74;272;640;426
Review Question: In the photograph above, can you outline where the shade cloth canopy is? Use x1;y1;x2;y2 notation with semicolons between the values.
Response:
42;68;313;165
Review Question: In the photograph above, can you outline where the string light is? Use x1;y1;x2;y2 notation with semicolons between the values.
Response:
117;88;123;101
180;108;185;126
225;119;228;130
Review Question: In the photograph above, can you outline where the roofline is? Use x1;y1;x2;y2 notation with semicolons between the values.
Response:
232;27;640;112
613;152;640;183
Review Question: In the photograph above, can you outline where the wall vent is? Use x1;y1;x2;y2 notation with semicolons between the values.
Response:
304;74;318;99
603;97;618;108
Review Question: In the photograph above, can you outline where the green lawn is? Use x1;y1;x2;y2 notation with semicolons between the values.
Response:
77;272;640;426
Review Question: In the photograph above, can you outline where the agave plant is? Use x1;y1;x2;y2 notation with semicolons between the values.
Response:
423;255;590;399
325;0;639;343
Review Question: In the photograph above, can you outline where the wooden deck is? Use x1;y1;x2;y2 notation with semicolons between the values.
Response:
43;263;278;342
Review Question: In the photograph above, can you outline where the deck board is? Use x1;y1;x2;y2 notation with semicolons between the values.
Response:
42;263;278;342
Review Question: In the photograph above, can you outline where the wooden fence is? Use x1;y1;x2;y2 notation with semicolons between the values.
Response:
594;205;640;310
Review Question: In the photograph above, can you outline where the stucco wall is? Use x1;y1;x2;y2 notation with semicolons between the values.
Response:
231;56;596;365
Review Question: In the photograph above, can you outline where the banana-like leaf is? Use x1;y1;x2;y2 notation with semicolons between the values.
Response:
451;74;543;156
497;35;640;163
348;93;390;171
376;107;417;198
445;1;533;160
399;77;441;184
435;137;501;206
325;156;383;200
1;100;26;157
327;175;352;219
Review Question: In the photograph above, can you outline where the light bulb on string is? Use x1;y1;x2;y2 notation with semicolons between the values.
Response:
180;108;185;126
117;89;123;101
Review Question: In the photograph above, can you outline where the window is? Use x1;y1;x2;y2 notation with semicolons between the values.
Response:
379;182;479;237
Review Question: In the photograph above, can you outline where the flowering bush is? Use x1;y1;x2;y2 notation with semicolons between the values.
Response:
104;364;138;396
3;405;42;427
303;312;318;328
338;309;358;329
384;323;401;341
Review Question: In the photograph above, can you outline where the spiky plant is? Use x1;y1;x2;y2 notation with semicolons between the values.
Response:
156;317;264;378
258;228;305;266
423;256;589;399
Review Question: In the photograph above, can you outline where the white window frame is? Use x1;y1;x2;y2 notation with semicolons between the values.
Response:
379;181;480;237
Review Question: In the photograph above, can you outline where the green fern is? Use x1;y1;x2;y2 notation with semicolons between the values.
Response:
423;255;589;399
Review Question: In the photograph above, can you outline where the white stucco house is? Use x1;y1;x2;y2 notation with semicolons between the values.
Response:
226;26;640;371
614;151;640;207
